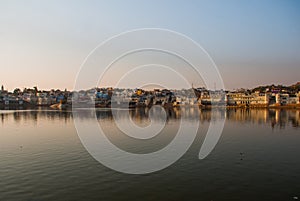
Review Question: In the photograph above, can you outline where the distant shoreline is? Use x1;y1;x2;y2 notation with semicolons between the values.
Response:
1;104;300;110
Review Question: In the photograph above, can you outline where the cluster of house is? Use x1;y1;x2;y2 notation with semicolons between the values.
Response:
195;87;300;107
225;88;300;107
1;84;300;108
0;86;71;107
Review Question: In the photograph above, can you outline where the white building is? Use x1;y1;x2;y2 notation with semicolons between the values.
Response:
250;92;269;105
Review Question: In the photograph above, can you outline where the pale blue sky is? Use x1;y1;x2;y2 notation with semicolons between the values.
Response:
0;0;299;90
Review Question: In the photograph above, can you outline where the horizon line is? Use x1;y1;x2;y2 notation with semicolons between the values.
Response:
1;81;299;92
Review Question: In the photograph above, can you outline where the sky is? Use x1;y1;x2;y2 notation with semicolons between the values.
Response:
0;0;299;91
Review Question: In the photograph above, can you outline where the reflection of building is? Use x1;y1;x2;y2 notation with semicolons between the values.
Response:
1;107;299;129
224;108;300;128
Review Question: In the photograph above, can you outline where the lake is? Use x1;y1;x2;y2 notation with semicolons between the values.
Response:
0;108;299;201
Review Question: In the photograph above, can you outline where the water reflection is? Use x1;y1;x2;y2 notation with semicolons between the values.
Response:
225;108;300;128
0;110;72;126
1;108;300;201
0;108;299;129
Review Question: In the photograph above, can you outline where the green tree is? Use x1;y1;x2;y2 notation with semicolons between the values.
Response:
13;88;21;95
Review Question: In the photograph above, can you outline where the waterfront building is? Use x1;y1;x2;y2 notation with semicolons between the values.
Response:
226;92;251;106
226;91;269;107
288;94;299;104
1;83;299;108
250;91;269;106
275;93;289;105
297;92;300;104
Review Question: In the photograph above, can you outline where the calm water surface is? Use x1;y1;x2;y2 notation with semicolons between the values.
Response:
0;108;299;201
